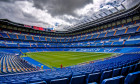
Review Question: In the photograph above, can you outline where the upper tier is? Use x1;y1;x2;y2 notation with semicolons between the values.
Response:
0;20;140;48
0;20;140;43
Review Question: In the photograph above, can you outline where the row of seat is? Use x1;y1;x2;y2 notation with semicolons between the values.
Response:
0;20;140;43
0;53;37;74
0;61;139;84
87;63;140;84
50;71;140;84
1;34;140;44
0;53;139;84
0;21;140;50
0;47;139;54
0;36;140;48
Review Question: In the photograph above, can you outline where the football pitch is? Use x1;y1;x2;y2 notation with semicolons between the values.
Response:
23;52;116;68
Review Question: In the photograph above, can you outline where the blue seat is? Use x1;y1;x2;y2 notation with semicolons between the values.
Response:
87;72;101;84
29;81;46;84
112;68;121;77
93;70;100;73
124;71;140;84
11;81;27;84
134;63;140;71
128;65;135;73
113;66;118;69
101;68;108;73
101;76;124;84
84;71;92;78
70;75;86;84
88;82;98;84
29;78;46;83
108;67;113;70
50;78;69;84
100;70;113;83
72;72;83;76
118;65;123;68
121;66;129;76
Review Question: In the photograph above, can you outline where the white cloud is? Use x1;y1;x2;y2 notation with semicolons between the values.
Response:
16;1;70;28
0;0;138;31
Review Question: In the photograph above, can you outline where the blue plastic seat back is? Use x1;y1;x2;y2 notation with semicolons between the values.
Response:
101;68;108;73
11;80;27;84
101;76;124;84
134;63;140;71
29;78;44;83
93;70;100;73
84;71;92;78
50;78;69;84
72;72;83;76
112;68;121;77
88;72;101;83
113;66;118;69
121;66;129;76
100;70;113;83
70;75;86;84
128;65;135;73
124;71;140;84
108;67;113;70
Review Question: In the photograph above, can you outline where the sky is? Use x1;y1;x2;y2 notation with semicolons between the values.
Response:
0;0;139;31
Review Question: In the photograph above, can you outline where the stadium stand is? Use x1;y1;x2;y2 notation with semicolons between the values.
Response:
0;2;140;84
0;53;140;84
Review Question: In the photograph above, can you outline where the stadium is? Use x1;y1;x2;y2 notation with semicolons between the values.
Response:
0;0;140;84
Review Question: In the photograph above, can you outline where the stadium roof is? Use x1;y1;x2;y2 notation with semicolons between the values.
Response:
0;0;139;31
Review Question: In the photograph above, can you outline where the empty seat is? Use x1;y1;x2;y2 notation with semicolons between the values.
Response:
72;72;83;76
93;70;100;73
11;81;27;84
29;78;45;83
124;71;140;84
112;68;121;77
29;81;46;84
128;65;135;73
101;68;108;73
100;70;113;83
134;63;140;71
108;67;113;70
101;76;124;84
87;72;101;84
70;75;86;84
50;78;69;84
121;66;129;76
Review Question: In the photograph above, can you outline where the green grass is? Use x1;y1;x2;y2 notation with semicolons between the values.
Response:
22;52;116;68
